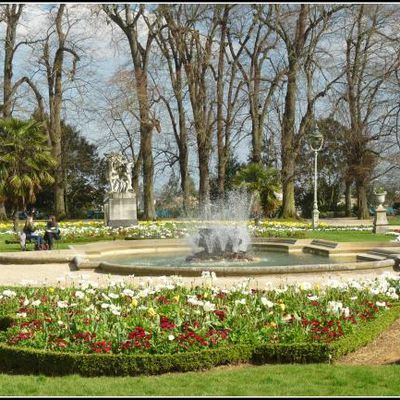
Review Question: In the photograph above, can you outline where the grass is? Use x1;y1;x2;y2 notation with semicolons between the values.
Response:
388;215;400;226
0;231;395;253
303;230;393;242
0;364;399;396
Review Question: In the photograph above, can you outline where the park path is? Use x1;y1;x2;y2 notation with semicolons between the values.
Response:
337;317;400;365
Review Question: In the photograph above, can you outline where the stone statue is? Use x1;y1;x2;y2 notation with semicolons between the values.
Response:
105;153;133;193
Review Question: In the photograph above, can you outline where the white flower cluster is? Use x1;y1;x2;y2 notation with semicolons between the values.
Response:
327;301;350;317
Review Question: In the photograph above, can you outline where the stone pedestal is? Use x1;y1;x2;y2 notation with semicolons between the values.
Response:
373;205;388;234
104;192;137;227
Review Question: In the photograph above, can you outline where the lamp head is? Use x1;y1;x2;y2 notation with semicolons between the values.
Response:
309;123;324;151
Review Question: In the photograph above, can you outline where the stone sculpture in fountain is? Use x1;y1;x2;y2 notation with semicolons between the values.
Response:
103;152;137;227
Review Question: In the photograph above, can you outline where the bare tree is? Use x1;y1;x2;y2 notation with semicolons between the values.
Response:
339;5;400;218
102;5;161;220
35;5;81;219
257;4;344;218
228;5;285;167
160;4;220;216
152;6;191;213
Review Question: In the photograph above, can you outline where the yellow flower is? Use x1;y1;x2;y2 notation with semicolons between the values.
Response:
313;284;320;292
279;303;286;311
268;311;274;315
269;321;277;328
48;287;55;294
130;298;138;307
147;307;157;317
203;292;208;299
173;295;180;303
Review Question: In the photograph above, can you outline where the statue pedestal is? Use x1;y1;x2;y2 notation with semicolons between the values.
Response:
104;192;137;227
373;205;388;234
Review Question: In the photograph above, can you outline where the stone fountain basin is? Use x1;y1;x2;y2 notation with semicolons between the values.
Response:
68;238;399;277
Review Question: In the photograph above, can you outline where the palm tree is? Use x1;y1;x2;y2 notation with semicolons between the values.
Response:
233;163;282;219
0;118;56;213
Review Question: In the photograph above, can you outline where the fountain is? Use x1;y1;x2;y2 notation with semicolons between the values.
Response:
185;226;254;262
186;190;255;263
76;189;379;276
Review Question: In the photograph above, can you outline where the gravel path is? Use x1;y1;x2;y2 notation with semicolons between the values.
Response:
0;263;398;288
337;318;400;365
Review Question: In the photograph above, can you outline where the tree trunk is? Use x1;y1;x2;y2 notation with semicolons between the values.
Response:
141;122;155;220
46;4;68;219
176;73;190;214
51;126;66;219
0;201;7;220
178;139;189;215
216;7;229;197
356;181;369;220
132;151;142;211
281;58;297;218
198;144;210;218
345;180;352;217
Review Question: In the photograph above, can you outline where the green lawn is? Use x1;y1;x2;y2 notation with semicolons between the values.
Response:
388;215;400;226
0;364;399;396
303;230;394;242
0;236;104;252
0;230;395;253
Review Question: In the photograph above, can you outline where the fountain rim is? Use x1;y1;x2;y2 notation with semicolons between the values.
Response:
69;238;399;277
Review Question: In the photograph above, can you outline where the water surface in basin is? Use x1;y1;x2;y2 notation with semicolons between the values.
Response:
100;250;357;268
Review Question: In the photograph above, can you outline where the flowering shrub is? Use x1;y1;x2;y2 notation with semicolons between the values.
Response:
0;273;399;355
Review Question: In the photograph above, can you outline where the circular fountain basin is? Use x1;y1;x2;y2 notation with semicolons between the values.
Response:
73;239;397;277
100;250;353;269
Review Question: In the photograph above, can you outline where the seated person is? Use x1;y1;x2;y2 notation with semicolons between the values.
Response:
43;215;61;250
19;216;44;251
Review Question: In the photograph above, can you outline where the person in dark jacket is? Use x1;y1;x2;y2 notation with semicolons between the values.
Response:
43;215;61;250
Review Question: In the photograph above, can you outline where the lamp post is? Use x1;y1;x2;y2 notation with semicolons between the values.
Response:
308;124;324;229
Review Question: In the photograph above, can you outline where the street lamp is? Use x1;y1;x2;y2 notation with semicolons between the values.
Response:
308;123;324;229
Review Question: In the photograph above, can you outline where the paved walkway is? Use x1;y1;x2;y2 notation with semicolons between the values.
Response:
0;262;397;289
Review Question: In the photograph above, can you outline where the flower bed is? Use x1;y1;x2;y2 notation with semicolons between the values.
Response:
1;219;396;243
0;273;400;375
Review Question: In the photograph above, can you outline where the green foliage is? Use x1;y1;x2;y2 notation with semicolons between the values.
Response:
35;121;106;218
0;118;56;211
296;118;351;218
156;173;198;218
373;186;386;195
233;163;281;217
210;157;244;201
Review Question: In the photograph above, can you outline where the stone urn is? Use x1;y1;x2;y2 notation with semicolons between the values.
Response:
374;191;387;208
373;190;388;234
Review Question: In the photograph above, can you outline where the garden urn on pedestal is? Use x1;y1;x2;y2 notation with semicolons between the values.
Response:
373;189;388;234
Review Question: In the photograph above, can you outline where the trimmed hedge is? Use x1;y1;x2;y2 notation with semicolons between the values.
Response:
0;342;330;377
329;304;400;360
0;305;399;376
252;343;330;364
